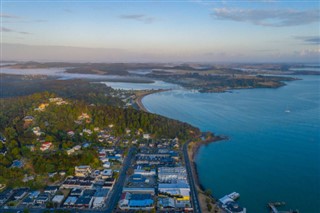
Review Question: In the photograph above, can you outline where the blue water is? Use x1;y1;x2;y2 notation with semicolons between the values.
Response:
142;76;320;213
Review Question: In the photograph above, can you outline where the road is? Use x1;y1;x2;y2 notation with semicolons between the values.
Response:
183;141;202;213
104;147;136;213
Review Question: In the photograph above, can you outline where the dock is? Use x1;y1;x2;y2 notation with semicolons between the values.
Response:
268;202;299;213
268;203;280;213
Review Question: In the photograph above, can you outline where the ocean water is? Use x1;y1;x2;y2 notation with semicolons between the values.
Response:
142;76;320;212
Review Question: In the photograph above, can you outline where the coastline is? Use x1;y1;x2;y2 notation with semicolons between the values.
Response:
187;136;227;213
134;89;171;112
136;90;226;213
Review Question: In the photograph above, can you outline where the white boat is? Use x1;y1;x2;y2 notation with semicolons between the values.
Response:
285;106;291;113
228;192;240;200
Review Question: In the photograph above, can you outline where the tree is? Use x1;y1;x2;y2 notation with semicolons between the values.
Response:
205;189;212;196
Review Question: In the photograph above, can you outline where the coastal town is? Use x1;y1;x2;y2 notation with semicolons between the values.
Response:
0;93;247;213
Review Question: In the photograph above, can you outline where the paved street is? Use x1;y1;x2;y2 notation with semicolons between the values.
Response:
183;141;202;213
104;147;136;213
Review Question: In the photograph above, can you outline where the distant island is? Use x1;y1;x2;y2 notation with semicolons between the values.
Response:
3;61;316;94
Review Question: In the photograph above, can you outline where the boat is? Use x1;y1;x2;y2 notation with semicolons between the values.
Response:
228;192;240;200
285;106;291;113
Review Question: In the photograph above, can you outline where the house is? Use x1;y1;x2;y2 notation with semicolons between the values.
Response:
70;188;82;196
48;172;57;178
32;127;42;136
0;189;13;205
0;146;7;155
25;145;35;152
61;176;94;189
29;191;40;199
66;148;75;155
100;157;109;163
92;197;105;209
75;165;92;177
73;145;81;151
82;189;96;197
23;174;35;182
67;131;75;137
82;143;90;148
40;142;52;151
101;169;113;179
83;129;93;135
0;135;6;143
75;196;94;208
11;160;23;168
103;162;111;168
13;188;29;200
78;113;90;121
63;196;78;207
22;196;34;206
44;185;59;195
49;97;63;103
66;145;81;155
59;171;66;176
23;116;34;122
35;193;50;204
143;133;151;140
52;195;64;206
35;103;49;111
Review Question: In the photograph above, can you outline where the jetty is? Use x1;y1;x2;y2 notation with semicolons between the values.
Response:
267;202;299;213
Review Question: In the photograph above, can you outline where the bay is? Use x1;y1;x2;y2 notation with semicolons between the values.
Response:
142;75;320;212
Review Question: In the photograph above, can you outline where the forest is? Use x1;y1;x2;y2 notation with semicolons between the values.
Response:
0;92;199;188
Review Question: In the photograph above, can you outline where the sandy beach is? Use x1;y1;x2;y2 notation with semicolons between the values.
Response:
134;89;170;112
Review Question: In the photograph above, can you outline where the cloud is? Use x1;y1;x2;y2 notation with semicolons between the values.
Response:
0;27;13;32
1;13;46;23
64;9;73;13
119;14;156;24
212;8;320;27
0;13;21;19
0;27;31;35
295;48;320;57
295;36;320;45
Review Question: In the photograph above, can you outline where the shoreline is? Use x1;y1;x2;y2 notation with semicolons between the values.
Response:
187;135;227;213
136;89;227;212
134;89;171;112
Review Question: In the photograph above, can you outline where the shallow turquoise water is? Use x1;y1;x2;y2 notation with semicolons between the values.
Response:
142;76;320;213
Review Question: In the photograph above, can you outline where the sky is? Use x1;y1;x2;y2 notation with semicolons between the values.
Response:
1;0;319;63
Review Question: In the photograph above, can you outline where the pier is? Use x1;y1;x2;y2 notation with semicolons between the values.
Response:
268;202;299;213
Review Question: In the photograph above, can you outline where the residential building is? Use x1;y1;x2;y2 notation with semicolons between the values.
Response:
75;165;92;177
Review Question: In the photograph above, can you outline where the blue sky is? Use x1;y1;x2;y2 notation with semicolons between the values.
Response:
1;0;319;62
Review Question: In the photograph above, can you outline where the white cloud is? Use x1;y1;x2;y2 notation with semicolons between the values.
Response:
212;8;320;27
119;14;156;24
